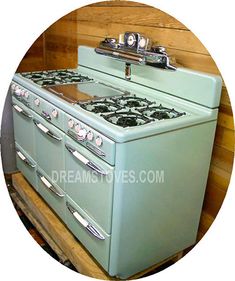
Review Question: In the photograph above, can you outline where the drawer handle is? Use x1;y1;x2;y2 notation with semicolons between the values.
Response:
33;119;62;141
12;104;32;119
16;150;36;168
36;171;64;198
66;202;105;240
65;144;107;175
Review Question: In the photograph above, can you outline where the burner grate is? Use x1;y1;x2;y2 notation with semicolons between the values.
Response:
138;104;186;120
21;70;93;86
112;95;155;108
101;110;153;128
79;99;123;114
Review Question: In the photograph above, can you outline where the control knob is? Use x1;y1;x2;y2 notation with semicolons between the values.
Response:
14;88;22;97
34;98;40;106
68;119;74;128
52;109;58;118
96;136;103;147
77;128;87;141
87;131;94;141
24;91;29;99
21;90;26;97
75;123;81;132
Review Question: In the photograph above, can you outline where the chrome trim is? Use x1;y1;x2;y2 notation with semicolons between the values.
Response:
33;119;62;141
66;202;105;240
95;47;144;65
86;142;106;157
67;129;78;142
41;111;51;121
12;104;32;119
86;161;107;175
65;144;107;175
16;150;36;168
36;170;64;198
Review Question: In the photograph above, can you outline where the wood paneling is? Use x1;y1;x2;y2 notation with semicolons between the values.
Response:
76;6;187;29
17;0;234;240
17;35;44;72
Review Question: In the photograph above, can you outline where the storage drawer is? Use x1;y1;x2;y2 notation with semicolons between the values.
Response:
36;168;66;222
33;113;65;189
65;195;110;271
15;142;37;189
12;97;35;159
64;136;114;233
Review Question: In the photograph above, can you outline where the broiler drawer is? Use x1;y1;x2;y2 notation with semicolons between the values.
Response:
65;195;110;271
15;142;37;189
36;167;66;222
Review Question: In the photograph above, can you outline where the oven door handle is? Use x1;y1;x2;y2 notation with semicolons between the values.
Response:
36;171;64;198
33;119;62;141
65;144;107;175
66;202;105;240
12;104;32;119
16;150;36;168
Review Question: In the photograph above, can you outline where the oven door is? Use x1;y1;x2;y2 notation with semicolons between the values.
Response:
64;136;114;234
12;97;35;159
33;114;65;189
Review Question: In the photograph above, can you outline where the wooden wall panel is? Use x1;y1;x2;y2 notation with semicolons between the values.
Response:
17;35;45;72
17;0;234;241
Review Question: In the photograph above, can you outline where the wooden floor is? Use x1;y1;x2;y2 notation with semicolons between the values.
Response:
10;172;184;279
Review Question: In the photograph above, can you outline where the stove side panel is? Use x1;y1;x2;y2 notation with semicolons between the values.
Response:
1;88;17;173
108;121;217;278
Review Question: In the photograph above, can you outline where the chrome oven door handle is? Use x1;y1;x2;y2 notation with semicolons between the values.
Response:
65;144;107;175
16;150;36;168
12;104;32;119
33;119;62;141
66;202;105;240
36;171;64;198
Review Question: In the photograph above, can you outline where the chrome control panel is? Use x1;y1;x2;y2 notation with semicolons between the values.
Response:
65;113;115;165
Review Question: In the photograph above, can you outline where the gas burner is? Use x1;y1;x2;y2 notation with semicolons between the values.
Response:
101;110;153;127
22;72;45;81
79;100;123;114
20;70;93;86
35;78;63;86
139;104;186;120
70;75;93;83
113;95;155;108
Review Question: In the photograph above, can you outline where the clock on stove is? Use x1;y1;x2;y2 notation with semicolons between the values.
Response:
124;32;149;52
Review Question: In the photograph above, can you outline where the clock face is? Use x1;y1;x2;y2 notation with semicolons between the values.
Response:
126;33;136;47
139;36;147;49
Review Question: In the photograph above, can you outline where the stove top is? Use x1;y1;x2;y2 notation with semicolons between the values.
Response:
12;46;221;143
17;69;188;128
20;69;93;86
78;95;186;128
